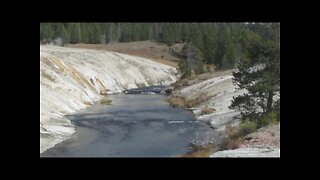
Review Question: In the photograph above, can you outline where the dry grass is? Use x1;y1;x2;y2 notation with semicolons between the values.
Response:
243;123;280;147
200;106;215;115
171;80;189;90
180;145;214;158
220;125;243;150
184;94;215;108
100;98;112;105
169;94;215;109
168;96;186;108
222;137;243;150
204;64;216;73
67;41;181;67
168;95;199;108
83;101;92;106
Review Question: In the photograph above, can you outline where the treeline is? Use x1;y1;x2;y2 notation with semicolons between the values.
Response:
40;23;278;76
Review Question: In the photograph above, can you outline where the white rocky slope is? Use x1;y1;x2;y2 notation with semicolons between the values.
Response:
171;70;279;157
40;45;177;153
172;70;247;131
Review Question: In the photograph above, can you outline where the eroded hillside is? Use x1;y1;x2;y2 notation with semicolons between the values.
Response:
40;45;177;153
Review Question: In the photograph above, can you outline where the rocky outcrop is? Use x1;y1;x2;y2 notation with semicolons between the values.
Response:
40;45;177;153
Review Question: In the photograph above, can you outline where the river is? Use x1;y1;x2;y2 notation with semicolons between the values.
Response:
41;87;217;157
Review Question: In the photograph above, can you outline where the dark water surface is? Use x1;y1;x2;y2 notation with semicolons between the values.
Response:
41;91;214;157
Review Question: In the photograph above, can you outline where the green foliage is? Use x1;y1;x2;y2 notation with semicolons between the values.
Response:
202;32;216;64
69;23;80;44
259;111;279;127
188;24;203;50
222;40;237;69
213;23;239;69
40;23;276;75
229;23;280;127
240;118;257;136
180;43;205;78
160;23;174;45
180;23;189;42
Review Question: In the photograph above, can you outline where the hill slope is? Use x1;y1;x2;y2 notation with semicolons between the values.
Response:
40;45;177;153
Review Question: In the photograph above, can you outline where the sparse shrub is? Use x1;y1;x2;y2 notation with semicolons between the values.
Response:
169;94;215;109
181;80;189;86
181;69;192;79
181;144;214;157
168;96;186;108
201;106;215;115
83;101;92;106
100;98;112;105
220;125;243;150
221;136;243;150
136;82;146;88
259;111;279;127
240;119;257;136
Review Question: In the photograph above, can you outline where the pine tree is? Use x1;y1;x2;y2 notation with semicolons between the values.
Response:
40;23;54;43
180;23;189;42
180;43;205;78
93;23;102;44
229;24;280;126
160;23;174;45
120;23;131;42
222;40;237;69
69;23;79;44
202;30;216;64
188;23;203;51
131;23;140;41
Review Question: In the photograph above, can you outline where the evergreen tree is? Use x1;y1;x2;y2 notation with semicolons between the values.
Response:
180;43;205;78
229;24;280;126
222;40;237;69
202;29;216;64
160;23;174;45
40;23;54;43
69;23;80;44
120;23;131;42
188;23;203;51
131;23;140;41
40;22;259;73
180;23;189;42
93;23;102;44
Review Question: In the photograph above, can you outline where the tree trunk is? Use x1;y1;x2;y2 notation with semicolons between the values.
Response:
266;91;274;113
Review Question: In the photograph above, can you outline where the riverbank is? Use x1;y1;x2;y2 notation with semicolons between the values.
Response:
211;123;280;157
40;45;178;153
169;69;280;157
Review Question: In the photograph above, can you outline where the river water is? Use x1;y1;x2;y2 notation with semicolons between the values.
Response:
41;88;216;157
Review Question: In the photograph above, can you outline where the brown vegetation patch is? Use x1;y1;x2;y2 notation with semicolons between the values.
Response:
220;125;243;150
180;144;215;157
67;41;181;67
200;106;215;115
